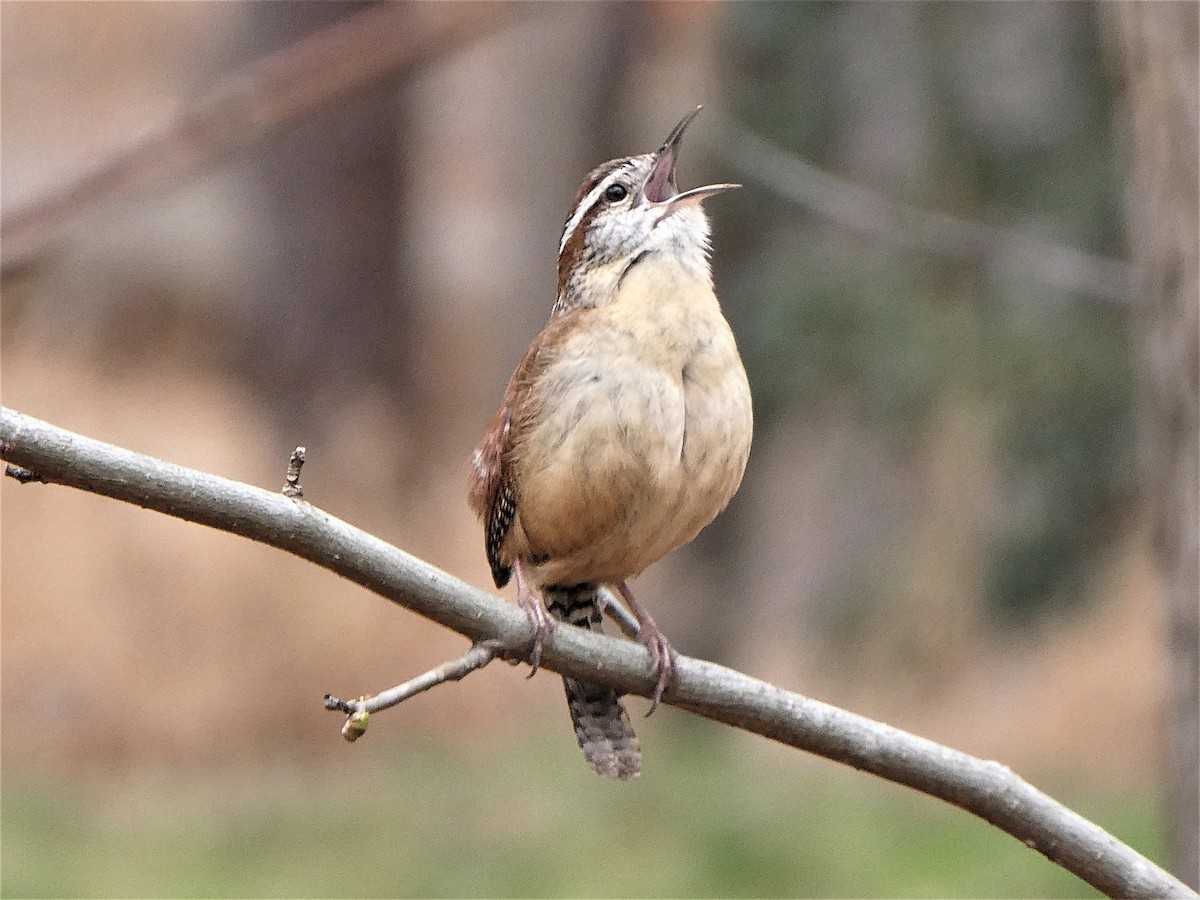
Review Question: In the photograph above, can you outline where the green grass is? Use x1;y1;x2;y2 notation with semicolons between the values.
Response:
1;731;1166;898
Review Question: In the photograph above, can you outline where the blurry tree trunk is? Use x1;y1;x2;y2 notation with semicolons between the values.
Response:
1106;4;1199;889
397;3;642;469
233;2;406;434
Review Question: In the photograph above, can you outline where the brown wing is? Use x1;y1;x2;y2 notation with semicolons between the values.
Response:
468;404;518;587
468;310;585;588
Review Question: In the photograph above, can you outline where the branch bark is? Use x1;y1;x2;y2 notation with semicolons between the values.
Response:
325;640;501;741
1;406;1192;899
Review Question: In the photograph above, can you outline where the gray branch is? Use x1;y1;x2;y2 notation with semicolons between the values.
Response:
717;118;1134;305
1;405;1191;899
325;641;502;741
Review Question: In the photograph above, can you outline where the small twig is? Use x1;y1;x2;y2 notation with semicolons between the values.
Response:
283;446;306;498
353;641;500;714
324;641;501;741
3;440;46;483
323;695;358;715
323;695;372;741
5;463;47;484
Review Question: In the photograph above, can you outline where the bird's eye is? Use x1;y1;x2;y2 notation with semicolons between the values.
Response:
604;183;628;203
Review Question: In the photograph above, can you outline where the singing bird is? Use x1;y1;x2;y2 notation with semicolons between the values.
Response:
469;107;752;778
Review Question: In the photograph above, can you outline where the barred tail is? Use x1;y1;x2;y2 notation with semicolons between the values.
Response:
544;585;641;780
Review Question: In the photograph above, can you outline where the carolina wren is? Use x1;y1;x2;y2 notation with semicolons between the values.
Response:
469;107;753;779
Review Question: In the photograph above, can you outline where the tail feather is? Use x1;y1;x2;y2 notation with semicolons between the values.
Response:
544;585;641;780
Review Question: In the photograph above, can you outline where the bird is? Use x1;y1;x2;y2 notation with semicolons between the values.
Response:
468;106;752;779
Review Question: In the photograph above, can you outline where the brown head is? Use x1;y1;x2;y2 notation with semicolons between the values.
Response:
554;107;739;313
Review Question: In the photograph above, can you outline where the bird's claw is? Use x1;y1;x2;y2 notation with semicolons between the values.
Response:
642;628;677;716
524;608;555;677
515;563;555;677
615;581;678;715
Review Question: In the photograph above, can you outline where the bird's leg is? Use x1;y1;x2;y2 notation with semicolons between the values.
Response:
514;559;555;677
616;581;677;715
597;586;641;639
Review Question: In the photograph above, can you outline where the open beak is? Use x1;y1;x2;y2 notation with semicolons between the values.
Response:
644;106;740;209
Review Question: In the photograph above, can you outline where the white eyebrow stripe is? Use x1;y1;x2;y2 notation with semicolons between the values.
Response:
558;167;630;256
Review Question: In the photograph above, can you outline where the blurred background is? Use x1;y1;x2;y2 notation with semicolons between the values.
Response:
2;2;1195;896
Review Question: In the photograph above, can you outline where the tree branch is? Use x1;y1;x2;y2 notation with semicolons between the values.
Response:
0;3;525;266
325;641;501;741
716;117;1134;305
1;406;1191;899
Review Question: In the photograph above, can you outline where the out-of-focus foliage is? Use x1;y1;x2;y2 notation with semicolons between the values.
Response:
0;736;1163;898
718;1;1134;623
1;0;1180;890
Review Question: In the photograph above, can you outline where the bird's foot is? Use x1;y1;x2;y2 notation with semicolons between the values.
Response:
515;560;555;677
617;582;677;715
641;625;677;715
